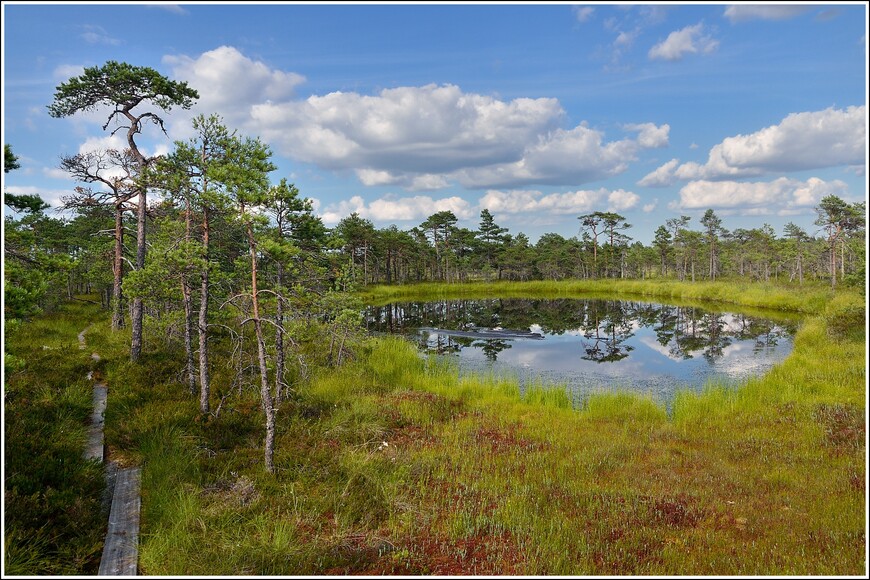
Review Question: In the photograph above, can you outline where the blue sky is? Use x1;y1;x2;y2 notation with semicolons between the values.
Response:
3;1;867;244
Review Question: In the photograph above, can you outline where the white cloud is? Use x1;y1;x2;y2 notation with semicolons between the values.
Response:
642;199;658;213
161;46;667;190
649;23;719;61
76;134;168;165
624;122;670;148
724;5;809;23
479;187;639;216
607;189;640;211
355;169;395;187
163;45;306;136
42;167;73;180
249;83;564;177
320;194;473;225
5;185;75;211
355;168;449;191
479;189;549;214
456;122;669;189
672;106;866;180
677;177;849;215
53;64;85;81
573;6;595;23
614;29;638;48
79;135;127;154
147;3;188;15
80;25;120;46
638;158;680;187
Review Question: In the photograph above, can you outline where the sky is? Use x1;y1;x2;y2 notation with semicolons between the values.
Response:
2;1;867;244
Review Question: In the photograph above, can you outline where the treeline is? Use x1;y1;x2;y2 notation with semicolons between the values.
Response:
333;203;865;288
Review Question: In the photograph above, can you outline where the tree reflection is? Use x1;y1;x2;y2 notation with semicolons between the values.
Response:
365;298;795;364
474;339;512;362
579;300;635;363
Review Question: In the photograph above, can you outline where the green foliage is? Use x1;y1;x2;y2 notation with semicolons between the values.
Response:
4;192;50;213
824;301;866;342
48;61;198;119
5;143;21;172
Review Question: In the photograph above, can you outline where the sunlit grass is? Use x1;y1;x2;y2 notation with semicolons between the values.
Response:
358;278;837;316
50;281;865;575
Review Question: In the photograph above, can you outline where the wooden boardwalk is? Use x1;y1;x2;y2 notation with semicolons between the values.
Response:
98;467;141;576
85;374;107;462
80;325;141;575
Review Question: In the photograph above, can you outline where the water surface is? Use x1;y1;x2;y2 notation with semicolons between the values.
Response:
365;298;799;404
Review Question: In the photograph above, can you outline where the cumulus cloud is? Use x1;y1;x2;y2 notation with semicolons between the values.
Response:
250;84;564;176
648;23;719;61
163;46;306;135
653;106;867;182
160;46;667;190
320;194;474;225
455;122;669;189
677;177;849;215
642;199;659;213
355;169;450;192
624;122;670;148
607;189;640;211
479;187;639;216
638;158;680;187
724;5;809;23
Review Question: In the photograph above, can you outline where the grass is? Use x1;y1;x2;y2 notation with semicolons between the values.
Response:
3;300;108;575
8;280;865;575
357;278;836;315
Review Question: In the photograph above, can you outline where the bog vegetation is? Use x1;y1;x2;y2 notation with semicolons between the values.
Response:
3;61;866;575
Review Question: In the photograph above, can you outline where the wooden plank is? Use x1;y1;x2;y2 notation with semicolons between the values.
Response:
84;383;107;462
98;466;141;576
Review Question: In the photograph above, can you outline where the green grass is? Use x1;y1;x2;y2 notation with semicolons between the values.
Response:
13;281;863;575
3;300;108;575
357;278;837;315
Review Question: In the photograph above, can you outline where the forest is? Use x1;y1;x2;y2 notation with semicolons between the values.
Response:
4;61;867;575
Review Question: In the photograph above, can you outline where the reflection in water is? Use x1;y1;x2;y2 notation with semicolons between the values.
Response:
365;298;798;403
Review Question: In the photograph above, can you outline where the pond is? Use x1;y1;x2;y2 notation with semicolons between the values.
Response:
364;297;800;404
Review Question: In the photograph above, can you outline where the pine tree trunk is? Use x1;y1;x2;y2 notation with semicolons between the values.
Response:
130;187;146;361
199;207;211;414
182;279;196;395
797;251;803;285
246;217;276;474
182;195;196;396
112;205;125;330
275;261;285;403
